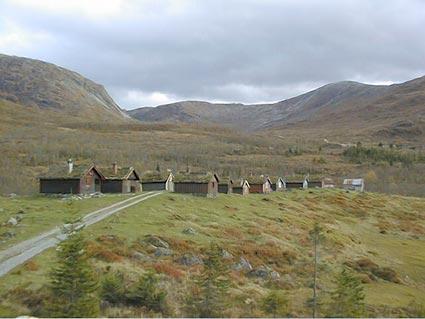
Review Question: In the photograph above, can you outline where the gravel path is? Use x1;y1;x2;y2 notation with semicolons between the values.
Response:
0;191;162;277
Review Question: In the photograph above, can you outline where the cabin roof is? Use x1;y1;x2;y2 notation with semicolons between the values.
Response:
267;176;285;183
343;178;364;186
232;179;250;188
218;177;235;185
40;164;104;179
100;166;139;180
142;171;172;182
246;176;272;184
174;172;219;183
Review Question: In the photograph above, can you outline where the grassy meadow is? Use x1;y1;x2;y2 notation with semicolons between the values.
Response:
0;194;135;250
0;189;424;317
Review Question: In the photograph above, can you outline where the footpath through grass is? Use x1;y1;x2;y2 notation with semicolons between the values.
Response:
0;193;138;250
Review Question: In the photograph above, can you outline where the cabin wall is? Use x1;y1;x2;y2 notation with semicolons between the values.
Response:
208;180;218;198
249;184;263;193
308;181;323;188
127;180;142;193
142;182;166;191
174;183;208;195
263;182;273;194
218;184;228;194
40;179;80;194
286;182;303;189
165;179;174;192
101;180;123;193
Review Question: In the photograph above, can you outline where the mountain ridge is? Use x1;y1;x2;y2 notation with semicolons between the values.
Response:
128;76;425;139
0;53;128;120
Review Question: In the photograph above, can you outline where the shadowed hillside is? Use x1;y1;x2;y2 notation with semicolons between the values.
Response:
0;54;128;120
129;77;425;143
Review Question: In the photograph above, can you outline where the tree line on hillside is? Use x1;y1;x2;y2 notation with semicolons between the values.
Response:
343;144;425;166
16;223;424;318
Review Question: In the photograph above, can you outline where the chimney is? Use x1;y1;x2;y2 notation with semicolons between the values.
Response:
67;159;73;174
112;162;118;175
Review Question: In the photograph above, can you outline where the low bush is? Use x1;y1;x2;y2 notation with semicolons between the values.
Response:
154;262;185;280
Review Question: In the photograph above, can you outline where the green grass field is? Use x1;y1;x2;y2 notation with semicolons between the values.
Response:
0;194;137;250
0;189;424;317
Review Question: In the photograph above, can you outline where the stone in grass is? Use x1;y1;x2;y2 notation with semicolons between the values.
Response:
144;235;170;249
248;265;281;281
132;251;152;262
154;247;173;257
7;217;18;226
177;253;203;266
182;227;197;235
232;256;253;272
221;249;233;260
0;231;15;240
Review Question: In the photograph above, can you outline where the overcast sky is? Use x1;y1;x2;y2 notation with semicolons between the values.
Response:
1;0;425;109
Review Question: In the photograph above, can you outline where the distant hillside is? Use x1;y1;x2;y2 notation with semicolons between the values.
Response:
0;54;127;120
128;77;425;142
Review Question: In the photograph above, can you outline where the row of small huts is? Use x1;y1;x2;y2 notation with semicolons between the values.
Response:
39;160;324;196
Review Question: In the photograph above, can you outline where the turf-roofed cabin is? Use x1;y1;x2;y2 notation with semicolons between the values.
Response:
246;176;273;194
306;179;323;188
218;178;234;194
100;163;142;193
285;176;308;190
271;177;286;191
39;159;104;194
174;173;219;197
232;179;250;195
141;171;174;191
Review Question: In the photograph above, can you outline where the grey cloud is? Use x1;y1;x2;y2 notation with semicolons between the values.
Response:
1;0;425;108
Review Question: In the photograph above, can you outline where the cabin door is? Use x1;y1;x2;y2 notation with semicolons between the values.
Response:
95;178;101;192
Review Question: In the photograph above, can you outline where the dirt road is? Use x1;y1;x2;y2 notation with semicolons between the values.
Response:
0;191;162;277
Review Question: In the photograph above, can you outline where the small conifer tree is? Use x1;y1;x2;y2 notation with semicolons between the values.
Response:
47;227;99;317
128;271;167;313
261;290;289;317
327;267;365;317
101;271;126;305
186;243;230;318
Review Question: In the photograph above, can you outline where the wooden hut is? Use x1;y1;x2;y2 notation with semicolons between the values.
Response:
232;179;250;195
306;180;323;188
272;177;286;191
174;173;219;197
39;159;104;194
141;172;174;191
100;163;142;193
218;178;234;194
246;176;273;194
285;181;304;190
343;178;364;192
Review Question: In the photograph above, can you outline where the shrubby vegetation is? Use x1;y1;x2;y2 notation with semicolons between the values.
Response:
343;145;425;166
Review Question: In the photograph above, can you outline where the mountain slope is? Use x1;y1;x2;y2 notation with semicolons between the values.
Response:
0;54;127;120
128;77;425;141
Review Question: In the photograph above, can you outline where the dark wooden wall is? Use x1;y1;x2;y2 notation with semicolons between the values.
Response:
174;182;208;195
142;182;166;191
102;180;123;193
40;179;80;194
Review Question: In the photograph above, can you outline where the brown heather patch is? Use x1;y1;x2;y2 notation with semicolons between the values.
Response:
223;226;245;240
23;260;38;271
398;220;425;235
153;262;185;280
163;237;195;252
237;240;298;268
87;241;124;262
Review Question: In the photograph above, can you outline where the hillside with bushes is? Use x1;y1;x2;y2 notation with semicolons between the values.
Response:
0;190;424;317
